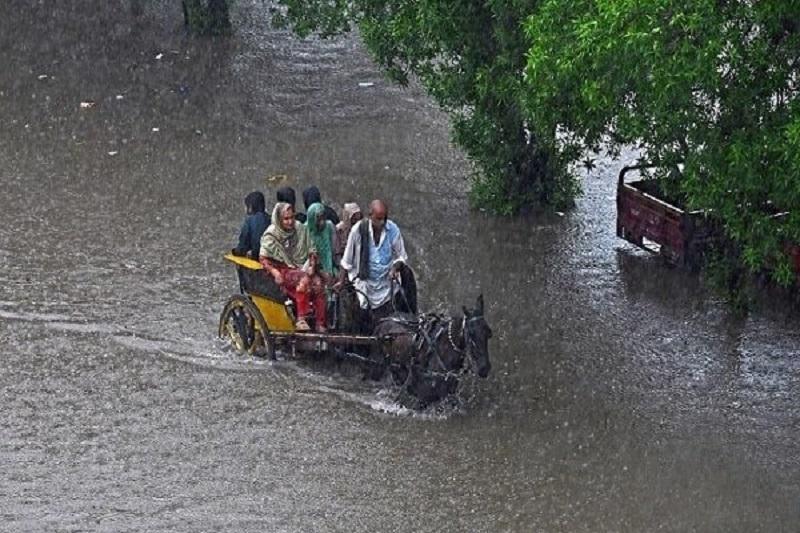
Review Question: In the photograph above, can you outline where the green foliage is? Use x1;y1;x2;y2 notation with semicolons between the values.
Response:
703;246;752;313
183;0;233;35
273;0;578;213
525;0;800;283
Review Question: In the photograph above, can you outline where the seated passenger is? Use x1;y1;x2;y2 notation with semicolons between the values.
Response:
233;191;268;258
259;202;327;332
302;185;340;225
306;202;338;280
334;202;362;266
276;186;306;223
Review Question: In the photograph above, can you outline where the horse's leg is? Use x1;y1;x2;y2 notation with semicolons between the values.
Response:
444;376;460;401
405;369;459;407
397;387;421;410
399;366;424;409
365;338;388;381
390;365;408;387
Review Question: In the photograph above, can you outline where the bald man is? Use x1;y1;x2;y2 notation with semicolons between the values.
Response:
339;200;416;322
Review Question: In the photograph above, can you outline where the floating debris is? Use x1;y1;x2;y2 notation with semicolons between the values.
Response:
115;94;124;100
266;174;288;183
152;127;160;132
37;74;48;80
108;151;118;156
79;101;95;109
358;82;375;88
155;53;163;60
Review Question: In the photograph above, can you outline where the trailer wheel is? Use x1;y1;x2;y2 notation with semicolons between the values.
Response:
659;242;680;266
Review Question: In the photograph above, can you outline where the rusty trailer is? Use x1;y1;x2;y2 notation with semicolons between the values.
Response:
616;164;716;270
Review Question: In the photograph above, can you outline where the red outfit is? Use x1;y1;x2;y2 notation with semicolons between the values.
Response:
261;259;326;327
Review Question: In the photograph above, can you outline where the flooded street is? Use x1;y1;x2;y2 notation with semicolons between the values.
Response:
1;1;798;531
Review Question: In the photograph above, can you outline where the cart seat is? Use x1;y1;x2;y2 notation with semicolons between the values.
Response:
224;253;286;302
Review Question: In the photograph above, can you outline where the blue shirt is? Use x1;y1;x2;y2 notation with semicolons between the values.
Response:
340;219;409;309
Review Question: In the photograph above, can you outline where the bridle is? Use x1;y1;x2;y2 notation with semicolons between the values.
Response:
447;317;467;354
447;315;485;371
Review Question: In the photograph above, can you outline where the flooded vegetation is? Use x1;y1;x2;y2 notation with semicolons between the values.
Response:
1;1;798;531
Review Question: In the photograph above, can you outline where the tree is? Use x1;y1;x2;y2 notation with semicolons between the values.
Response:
182;0;232;35
525;0;800;282
273;0;578;214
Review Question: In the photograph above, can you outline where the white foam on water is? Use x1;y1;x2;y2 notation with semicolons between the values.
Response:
46;321;119;334
368;394;461;419
0;309;77;322
368;396;415;417
110;332;290;376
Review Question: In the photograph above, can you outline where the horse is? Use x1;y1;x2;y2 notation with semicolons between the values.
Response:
370;294;493;408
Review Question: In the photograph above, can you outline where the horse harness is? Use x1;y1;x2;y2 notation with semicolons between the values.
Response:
380;313;477;378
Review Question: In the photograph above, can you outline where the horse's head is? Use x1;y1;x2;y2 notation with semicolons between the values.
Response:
462;294;492;378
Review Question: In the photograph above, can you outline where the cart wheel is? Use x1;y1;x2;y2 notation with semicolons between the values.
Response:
218;294;273;357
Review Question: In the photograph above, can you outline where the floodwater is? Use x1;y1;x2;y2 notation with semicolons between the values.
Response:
1;2;798;531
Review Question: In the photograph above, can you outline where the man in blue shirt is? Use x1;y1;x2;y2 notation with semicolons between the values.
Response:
339;199;417;325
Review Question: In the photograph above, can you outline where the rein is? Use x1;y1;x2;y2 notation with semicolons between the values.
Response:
377;313;484;380
390;272;414;314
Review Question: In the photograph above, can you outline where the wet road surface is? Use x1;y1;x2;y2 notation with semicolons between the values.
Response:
1;1;798;531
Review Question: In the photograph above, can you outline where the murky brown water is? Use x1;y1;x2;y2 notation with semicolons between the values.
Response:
1;1;798;531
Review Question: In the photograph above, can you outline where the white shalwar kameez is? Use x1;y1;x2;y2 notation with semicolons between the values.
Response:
340;219;408;310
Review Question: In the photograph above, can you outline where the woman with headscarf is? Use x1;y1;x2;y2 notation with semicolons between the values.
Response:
334;202;362;266
259;202;326;331
305;202;338;279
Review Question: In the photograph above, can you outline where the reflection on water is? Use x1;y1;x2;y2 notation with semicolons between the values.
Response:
0;1;798;531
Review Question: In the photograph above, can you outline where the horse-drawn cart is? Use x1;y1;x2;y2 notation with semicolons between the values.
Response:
218;253;380;359
218;253;492;407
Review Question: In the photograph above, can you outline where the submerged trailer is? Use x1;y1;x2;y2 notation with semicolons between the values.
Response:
616;164;716;270
788;243;800;276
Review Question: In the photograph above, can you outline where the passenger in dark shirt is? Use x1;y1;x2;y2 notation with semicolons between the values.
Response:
276;186;306;223
234;191;269;258
302;185;340;225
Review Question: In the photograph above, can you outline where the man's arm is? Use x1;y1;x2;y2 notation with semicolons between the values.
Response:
332;223;342;265
391;224;408;267
339;223;359;274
